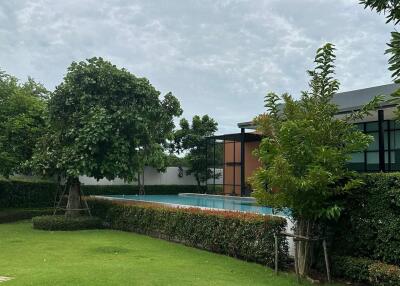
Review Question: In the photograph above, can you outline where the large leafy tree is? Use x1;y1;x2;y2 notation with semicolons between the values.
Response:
250;43;381;277
359;1;400;109
32;57;182;215
360;1;400;79
0;70;48;177
174;115;218;187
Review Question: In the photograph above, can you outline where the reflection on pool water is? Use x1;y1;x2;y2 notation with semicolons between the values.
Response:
101;193;288;217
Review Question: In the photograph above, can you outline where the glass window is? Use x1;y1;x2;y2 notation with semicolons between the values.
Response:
350;120;400;172
385;151;391;163
386;120;393;131
349;152;364;163
366;152;379;164
366;132;379;151
384;131;389;150
390;131;395;150
366;152;379;171
365;122;379;132
394;131;400;149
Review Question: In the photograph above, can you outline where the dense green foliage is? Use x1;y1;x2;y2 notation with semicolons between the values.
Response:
0;222;327;286
250;43;376;222
330;256;400;286
32;57;182;181
0;71;48;177
328;173;400;266
360;1;400;85
165;153;189;167
0;178;57;208
0;178;204;208
32;215;103;231
174;115;218;186
0;208;52;223
89;199;288;267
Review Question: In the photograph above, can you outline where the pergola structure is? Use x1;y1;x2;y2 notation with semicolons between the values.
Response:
206;129;262;197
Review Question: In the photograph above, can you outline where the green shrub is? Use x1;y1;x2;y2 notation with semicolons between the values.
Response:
330;256;374;283
32;215;103;231
0;178;57;208
0;178;205;209
369;262;400;286
331;256;400;286
0;208;53;223
88;198;288;267
82;184;205;196
329;173;400;266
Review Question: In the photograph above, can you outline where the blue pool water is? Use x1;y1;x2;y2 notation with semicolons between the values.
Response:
101;193;287;216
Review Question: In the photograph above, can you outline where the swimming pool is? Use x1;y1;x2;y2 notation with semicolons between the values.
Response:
98;193;287;216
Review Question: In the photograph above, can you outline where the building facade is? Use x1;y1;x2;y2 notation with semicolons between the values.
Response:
207;83;400;196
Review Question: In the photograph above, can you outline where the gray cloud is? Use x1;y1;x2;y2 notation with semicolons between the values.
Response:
0;0;394;133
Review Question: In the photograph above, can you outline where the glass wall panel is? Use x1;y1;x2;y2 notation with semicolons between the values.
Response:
365;122;379;132
366;132;379;151
393;150;400;171
345;120;400;172
394;130;400;149
349;152;364;162
366;152;379;171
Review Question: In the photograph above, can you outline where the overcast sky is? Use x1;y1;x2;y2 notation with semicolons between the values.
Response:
0;0;395;133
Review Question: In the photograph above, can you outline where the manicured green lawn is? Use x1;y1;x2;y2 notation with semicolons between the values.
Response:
0;221;341;285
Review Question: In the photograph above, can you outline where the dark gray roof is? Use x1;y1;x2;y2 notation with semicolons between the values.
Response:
208;132;262;142
333;83;399;113
238;83;400;129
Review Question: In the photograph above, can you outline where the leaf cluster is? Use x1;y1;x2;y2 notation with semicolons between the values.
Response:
360;1;400;83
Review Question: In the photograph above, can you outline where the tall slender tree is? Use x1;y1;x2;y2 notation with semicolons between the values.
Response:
250;43;382;277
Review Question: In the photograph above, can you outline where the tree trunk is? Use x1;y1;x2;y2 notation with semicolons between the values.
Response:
195;175;202;193
295;218;315;277
138;170;145;195
66;177;81;217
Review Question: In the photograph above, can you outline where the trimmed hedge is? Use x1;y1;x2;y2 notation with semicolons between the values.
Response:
81;184;205;196
88;198;289;267
0;178;57;208
0;208;53;223
331;256;374;283
331;256;400;286
32;215;103;231
329;173;400;266
0;178;205;208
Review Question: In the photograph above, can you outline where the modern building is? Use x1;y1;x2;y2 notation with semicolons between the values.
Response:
207;83;400;196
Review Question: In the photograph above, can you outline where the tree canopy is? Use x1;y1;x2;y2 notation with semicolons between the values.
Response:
30;57;182;215
32;57;182;182
0;70;48;177
174;115;218;186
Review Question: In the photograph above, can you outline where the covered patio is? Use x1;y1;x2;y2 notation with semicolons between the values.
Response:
206;130;262;196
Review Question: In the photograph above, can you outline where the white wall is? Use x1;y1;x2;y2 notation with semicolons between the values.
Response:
80;167;223;186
